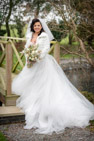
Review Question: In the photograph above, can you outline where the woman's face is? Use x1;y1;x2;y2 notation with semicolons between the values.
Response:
33;22;42;33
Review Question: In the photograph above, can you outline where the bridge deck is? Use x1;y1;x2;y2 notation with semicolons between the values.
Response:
0;106;24;117
0;106;25;124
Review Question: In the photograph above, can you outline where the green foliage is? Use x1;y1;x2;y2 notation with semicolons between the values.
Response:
48;20;68;41
1;24;27;37
13;15;25;38
70;0;94;48
51;30;63;41
81;91;94;104
0;11;2;21
60;36;69;45
0;30;6;36
0;132;7;141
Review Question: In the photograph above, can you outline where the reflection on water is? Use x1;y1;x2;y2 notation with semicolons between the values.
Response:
64;68;94;94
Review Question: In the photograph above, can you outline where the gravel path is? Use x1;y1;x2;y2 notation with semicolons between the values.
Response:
0;122;94;141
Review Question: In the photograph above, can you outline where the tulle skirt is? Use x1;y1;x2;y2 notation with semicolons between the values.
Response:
12;54;94;134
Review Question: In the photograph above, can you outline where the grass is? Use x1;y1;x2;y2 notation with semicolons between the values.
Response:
60;54;79;59
60;53;94;59
81;91;94;131
60;36;69;45
90;54;94;58
0;132;8;141
60;35;79;46
81;91;94;104
72;41;79;46
87;120;94;132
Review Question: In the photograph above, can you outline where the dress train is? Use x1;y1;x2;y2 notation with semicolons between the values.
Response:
12;54;94;134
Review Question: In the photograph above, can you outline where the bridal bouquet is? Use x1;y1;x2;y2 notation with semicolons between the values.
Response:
21;44;41;68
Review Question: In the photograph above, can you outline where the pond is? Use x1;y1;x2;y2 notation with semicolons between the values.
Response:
63;67;94;94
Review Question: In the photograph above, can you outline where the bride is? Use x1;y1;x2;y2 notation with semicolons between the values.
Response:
12;18;94;134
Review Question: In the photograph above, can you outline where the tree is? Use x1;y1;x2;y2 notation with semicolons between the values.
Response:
0;0;23;36
70;0;94;47
47;0;94;67
48;19;68;41
23;0;51;18
14;14;25;38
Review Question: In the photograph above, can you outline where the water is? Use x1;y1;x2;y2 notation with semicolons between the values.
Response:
64;67;94;94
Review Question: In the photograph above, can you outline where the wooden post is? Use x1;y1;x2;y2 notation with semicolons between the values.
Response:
54;42;60;64
6;42;12;96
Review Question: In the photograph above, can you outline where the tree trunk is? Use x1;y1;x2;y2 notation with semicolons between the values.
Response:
77;37;94;67
69;31;73;45
6;0;13;36
34;1;40;18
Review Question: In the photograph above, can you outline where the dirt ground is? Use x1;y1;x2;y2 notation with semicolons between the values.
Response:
0;122;94;141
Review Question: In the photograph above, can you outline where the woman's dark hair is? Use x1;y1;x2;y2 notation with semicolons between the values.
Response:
30;19;44;35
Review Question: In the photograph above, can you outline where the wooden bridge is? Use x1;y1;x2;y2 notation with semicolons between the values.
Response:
0;36;60;121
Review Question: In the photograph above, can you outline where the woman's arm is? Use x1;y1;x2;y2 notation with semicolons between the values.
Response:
37;33;50;60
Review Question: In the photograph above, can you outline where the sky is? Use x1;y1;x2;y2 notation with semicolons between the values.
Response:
10;2;63;24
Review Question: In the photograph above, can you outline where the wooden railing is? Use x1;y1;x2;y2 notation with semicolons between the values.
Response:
0;36;60;105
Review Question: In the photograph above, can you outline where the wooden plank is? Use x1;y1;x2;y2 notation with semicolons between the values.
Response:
0;50;6;66
0;67;16;79
50;41;57;44
0;86;6;95
0;74;6;90
5;94;20;106
0;40;8;44
0;93;5;104
0;43;5;51
6;43;12;96
12;53;24;72
49;45;54;54
0;106;24;117
54;42;60;64
0;36;26;41
10;40;24;68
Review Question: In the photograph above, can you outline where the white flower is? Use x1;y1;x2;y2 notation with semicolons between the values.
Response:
35;50;38;53
27;48;29;51
32;51;35;54
35;57;37;60
32;58;34;60
26;54;29;57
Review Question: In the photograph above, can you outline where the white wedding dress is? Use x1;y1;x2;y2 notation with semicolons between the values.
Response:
12;32;94;135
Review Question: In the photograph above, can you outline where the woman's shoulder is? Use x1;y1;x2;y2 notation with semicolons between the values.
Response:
39;32;49;38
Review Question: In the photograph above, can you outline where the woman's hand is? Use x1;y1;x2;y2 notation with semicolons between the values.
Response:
31;60;36;65
27;58;36;68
